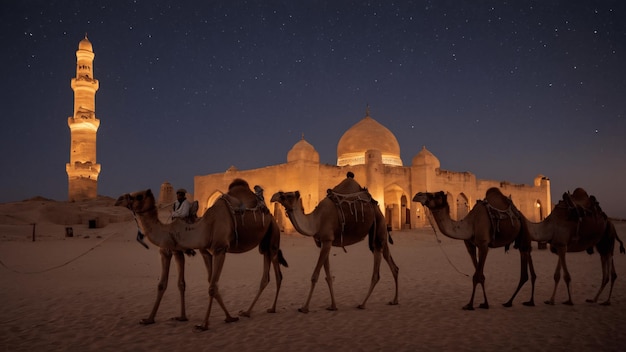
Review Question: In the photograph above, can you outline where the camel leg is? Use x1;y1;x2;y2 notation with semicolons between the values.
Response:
171;250;189;322
524;252;537;306
587;254;613;305
545;250;565;305
299;242;332;313
196;250;239;332
239;253;271;317
462;242;480;310
267;252;284;313
503;250;533;307
140;248;172;325
475;246;489;309
383;245;399;306
358;249;382;309
323;253;337;311
601;259;618;306
266;227;285;313
193;250;213;331
209;251;239;321
199;249;213;284
560;253;574;305
465;240;479;268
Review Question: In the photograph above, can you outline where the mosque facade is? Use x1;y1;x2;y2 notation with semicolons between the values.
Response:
191;110;551;231
66;36;101;201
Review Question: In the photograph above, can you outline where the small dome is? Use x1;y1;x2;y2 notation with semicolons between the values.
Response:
412;146;440;168
337;113;402;166
78;36;93;52
288;138;320;163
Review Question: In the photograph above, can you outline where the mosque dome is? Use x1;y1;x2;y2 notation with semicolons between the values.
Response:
336;112;402;166
288;137;320;163
412;146;440;168
79;36;93;51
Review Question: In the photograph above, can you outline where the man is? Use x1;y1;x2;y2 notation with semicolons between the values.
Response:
172;188;191;220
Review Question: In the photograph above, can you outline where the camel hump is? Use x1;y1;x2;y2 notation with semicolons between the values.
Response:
226;178;262;208
332;173;364;194
569;187;602;213
229;178;250;190
483;187;510;210
571;188;589;202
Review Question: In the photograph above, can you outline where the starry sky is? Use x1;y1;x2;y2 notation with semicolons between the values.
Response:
1;1;625;218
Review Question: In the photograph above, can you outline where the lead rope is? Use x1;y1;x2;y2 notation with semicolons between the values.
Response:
132;212;149;249
425;209;469;277
0;228;121;274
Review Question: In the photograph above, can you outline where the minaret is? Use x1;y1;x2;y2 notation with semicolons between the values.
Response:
66;35;101;201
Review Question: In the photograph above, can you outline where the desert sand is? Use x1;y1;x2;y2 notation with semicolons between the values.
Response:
0;198;625;351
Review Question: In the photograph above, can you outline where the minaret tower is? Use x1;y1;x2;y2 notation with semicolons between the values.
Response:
66;35;101;201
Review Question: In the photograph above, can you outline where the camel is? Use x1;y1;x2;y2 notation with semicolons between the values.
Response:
270;173;399;313
413;188;536;310
115;179;288;331
523;188;624;305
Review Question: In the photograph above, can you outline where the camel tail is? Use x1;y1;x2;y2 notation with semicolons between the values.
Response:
617;233;625;254
278;249;288;267
368;227;375;252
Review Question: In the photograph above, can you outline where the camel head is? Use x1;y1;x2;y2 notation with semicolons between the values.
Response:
412;191;449;211
270;191;301;212
114;189;156;214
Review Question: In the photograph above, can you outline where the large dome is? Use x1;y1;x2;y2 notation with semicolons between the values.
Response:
336;114;402;166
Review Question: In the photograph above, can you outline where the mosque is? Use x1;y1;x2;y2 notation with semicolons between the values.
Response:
189;109;551;231
66;37;551;229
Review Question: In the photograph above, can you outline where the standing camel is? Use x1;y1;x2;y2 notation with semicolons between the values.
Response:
523;188;624;305
270;173;399;313
413;188;536;310
115;179;288;331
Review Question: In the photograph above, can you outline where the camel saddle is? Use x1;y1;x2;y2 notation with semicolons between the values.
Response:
566;188;606;219
326;188;375;222
326;176;377;223
479;188;522;249
219;190;270;239
326;177;379;251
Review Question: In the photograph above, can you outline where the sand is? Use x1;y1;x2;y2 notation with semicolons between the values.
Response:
1;199;625;351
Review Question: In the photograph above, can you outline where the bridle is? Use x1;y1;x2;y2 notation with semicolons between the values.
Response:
123;193;154;249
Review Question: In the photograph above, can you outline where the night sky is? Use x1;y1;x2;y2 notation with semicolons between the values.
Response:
1;1;625;218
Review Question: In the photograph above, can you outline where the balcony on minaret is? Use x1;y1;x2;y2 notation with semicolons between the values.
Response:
66;161;101;180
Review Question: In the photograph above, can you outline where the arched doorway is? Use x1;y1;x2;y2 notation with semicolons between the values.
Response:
203;191;223;216
535;200;544;221
384;184;405;230
401;195;411;229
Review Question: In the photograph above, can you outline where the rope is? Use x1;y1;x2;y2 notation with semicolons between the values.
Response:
2;214;35;224
0;230;121;274
425;210;469;277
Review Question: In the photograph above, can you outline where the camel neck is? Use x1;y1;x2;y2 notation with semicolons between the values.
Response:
134;203;157;215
